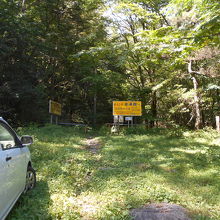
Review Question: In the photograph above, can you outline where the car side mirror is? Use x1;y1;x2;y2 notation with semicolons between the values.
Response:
21;135;33;146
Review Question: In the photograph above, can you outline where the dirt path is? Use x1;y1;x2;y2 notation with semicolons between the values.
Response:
84;137;102;154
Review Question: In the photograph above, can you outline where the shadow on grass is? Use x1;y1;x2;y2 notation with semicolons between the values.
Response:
7;180;51;220
83;134;220;218
12;126;219;219
7;126;96;219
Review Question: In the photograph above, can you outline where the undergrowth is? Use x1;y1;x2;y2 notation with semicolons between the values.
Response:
7;125;220;220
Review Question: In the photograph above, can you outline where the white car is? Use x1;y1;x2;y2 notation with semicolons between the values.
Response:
0;117;36;220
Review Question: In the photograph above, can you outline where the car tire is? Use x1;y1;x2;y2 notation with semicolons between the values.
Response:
24;166;36;193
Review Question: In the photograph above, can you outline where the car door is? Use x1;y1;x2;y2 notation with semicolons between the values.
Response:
0;123;27;215
0;146;9;219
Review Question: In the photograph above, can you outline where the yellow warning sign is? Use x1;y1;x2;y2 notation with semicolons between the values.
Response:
113;101;142;116
49;100;62;116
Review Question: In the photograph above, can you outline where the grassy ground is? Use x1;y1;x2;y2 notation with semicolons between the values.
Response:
7;125;220;220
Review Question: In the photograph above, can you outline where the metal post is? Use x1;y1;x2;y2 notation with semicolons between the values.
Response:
118;116;120;130
50;115;53;124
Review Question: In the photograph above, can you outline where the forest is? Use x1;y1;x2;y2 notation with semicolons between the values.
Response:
1;0;220;129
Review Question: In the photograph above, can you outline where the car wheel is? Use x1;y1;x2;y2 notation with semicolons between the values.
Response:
24;166;36;193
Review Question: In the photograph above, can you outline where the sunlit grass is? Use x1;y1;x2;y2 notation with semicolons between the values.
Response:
7;125;220;219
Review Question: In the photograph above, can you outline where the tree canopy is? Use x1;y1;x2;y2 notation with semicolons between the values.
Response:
0;0;220;128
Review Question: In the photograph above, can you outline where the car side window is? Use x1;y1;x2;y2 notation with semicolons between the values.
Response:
0;124;15;150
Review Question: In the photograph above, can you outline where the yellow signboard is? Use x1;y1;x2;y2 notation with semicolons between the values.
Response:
113;101;142;116
49;100;62;116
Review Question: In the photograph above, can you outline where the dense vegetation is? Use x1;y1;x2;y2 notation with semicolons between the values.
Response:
7;125;220;219
0;0;220;128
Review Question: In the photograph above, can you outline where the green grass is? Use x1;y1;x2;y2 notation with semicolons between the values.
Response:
7;125;220;219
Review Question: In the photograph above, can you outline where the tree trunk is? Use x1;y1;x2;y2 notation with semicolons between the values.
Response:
188;60;202;129
93;69;97;127
192;76;202;129
21;0;26;12
139;93;147;125
150;91;157;128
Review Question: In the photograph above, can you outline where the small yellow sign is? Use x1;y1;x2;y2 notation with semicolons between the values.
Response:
113;101;142;116
49;100;62;116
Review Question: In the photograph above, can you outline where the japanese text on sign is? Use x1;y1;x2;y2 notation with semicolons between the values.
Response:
49;100;62;116
113;101;142;116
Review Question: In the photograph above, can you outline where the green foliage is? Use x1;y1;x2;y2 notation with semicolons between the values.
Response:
0;0;115;125
123;125;149;135
1;0;220;128
0;0;48;125
122;125;186;137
